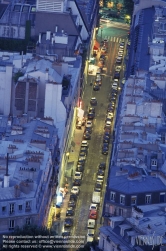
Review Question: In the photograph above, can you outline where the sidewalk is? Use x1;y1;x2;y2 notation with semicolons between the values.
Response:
53;128;84;234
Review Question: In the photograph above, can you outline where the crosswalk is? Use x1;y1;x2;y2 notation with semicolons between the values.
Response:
103;36;124;43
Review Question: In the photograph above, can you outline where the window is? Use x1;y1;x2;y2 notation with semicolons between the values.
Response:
2;206;6;212
110;192;115;201
9;203;14;214
18;205;22;211
160;192;165;203
26;218;31;225
145;195;151;204
120;195;125;205
9;220;15;229
26;201;31;209
131;196;137;205
151;159;157;166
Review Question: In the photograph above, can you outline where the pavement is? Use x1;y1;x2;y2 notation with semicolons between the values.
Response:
52;127;84;235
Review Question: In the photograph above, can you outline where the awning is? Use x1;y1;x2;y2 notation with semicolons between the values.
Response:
93;40;100;50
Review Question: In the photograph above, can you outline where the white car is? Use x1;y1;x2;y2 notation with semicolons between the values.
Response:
112;82;118;87
119;45;124;49
101;47;107;53
87;229;95;243
97;175;104;183
87;219;95;229
71;186;80;194
115;66;121;72
74;171;82;180
86;120;92;128
89;203;98;211
107;112;114;120
114;78;119;83
81;140;89;148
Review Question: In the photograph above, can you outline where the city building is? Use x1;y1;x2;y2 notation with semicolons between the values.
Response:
0;116;59;234
99;203;166;251
103;2;166;229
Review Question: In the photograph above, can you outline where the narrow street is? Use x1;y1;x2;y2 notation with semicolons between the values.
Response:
52;20;129;248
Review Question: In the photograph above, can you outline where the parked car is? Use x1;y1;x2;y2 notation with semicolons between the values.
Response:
114;71;120;79
97;168;105;176
95;182;102;189
89;203;98;211
76;164;84;172
71;186;80;194
83;131;91;140
64;218;73;227
80;146;88;155
115;65;121;72
86;120;92;128
68;200;76;208
90;97;97;105
69;193;78;201
87;219;95;229
88;112;95;120
116;57;122;64
73;179;81;186
103;134;110;143
81;140;89;148
102;143;109;155
85;127;92;134
74;172;82;180
79;151;86;159
97;175;104;183
94;187;101;192
87;229;95;243
99;162;106;170
66;207;74;216
62;229;71;237
101;47;107;54
89;210;97;220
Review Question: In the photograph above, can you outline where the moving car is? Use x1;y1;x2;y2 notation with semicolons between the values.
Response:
64;218;73;227
90;97;97;105
74;172;82;180
93;82;100;91
71;186;80;195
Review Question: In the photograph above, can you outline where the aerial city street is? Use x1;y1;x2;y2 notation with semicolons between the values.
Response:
1;0;166;251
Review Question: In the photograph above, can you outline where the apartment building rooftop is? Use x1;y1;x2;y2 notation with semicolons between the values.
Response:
108;165;166;195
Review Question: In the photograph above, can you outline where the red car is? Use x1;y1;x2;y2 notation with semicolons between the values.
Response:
89;210;97;220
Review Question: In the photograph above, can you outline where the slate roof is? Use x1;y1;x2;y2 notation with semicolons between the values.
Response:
108;165;166;194
126;7;155;77
35;12;79;36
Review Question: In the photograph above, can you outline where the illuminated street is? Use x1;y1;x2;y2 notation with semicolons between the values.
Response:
69;21;129;240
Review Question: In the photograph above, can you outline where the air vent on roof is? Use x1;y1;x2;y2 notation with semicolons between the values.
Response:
154;222;162;226
142;218;150;222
